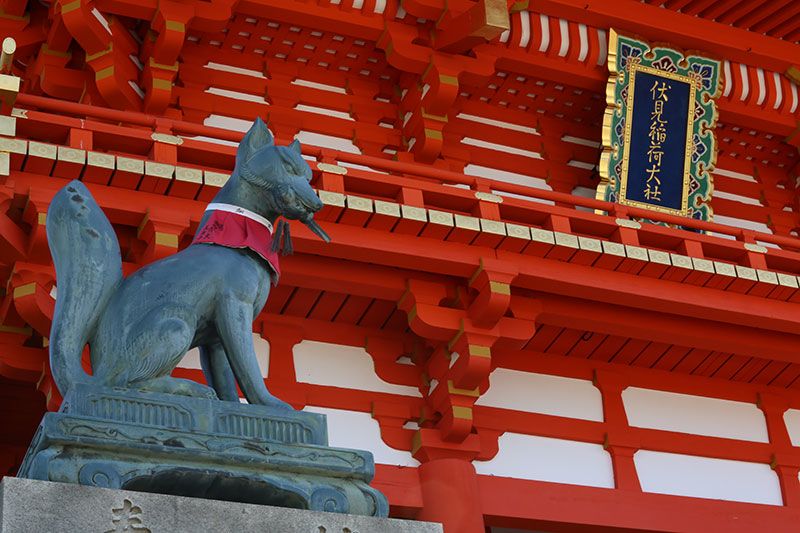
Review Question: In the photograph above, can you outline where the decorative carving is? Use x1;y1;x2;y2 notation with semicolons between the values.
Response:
20;384;387;516
105;499;151;533
310;487;350;514
86;396;193;429
215;414;314;444
79;461;122;488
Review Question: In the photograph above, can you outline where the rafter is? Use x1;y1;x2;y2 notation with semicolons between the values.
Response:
531;0;799;74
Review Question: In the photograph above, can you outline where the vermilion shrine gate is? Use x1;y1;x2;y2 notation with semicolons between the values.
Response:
2;0;800;531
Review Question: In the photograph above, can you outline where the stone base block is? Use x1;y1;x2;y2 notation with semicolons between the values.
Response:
17;384;387;517
0;477;442;533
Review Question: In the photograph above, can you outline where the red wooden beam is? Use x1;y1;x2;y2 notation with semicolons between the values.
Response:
235;0;383;41
503;248;800;335
479;473;800;532
530;0;800;74
481;44;798;138
528;294;800;364
716;0;763;26
740;0;796;31
751;3;800;34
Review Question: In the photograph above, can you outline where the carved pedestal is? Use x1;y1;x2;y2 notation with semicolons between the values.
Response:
17;384;388;517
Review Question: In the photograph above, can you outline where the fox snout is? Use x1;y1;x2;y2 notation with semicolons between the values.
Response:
302;194;324;213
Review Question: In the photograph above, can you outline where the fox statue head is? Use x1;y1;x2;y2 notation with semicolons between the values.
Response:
231;118;330;244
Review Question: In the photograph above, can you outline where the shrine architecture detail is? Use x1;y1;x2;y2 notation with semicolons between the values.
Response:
2;1;800;532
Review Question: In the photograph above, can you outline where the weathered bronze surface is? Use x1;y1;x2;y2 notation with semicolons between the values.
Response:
18;119;388;517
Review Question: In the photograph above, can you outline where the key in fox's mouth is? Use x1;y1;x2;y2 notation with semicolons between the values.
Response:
303;218;331;243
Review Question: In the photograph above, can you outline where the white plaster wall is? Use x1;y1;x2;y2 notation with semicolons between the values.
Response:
456;113;537;134
294;131;361;153
179;333;270;378
782;409;800;446
192;115;258;146
473;433;614;488
304;406;419;467
204;114;255;132
475;368;603;422
463;164;551;191
205;62;266;78
293;340;421;397
713;214;773;235
622;388;769;442
634;451;782;506
571;186;596;213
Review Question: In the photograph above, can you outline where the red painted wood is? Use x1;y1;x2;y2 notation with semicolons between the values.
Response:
3;4;800;531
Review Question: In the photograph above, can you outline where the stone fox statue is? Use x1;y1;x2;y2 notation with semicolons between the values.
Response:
46;118;329;409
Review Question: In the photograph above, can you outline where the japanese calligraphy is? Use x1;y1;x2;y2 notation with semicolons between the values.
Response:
105;499;151;533
644;80;671;201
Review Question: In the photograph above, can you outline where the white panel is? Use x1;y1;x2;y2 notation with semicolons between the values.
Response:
557;19;569;57
715;167;757;182
294;104;354;121
714;190;762;206
128;81;145;99
92;8;111;34
538;14;550;53
205;62;266;78
596;29;607;66
464;164;551;191
291;78;346;94
635;451;782;505
783;409;800;446
773;72;783;109
739;63;749;101
491;189;555;206
562;135;600;148
457;113;537;134
710;214;772;235
180;333;270;378
622;387;768;442
461;137;542;159
474;433;614;488
476;368;603;422
499;28;510;43
294;131;361;153
571;186;596;212
304;406;419;467
518;11;530;48
756;68;766;105
206;87;268;103
204;114;255;132
577;23;588;62
294;340;421;397
723;61;732;97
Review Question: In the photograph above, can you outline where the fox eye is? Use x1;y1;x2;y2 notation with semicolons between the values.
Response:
283;161;295;174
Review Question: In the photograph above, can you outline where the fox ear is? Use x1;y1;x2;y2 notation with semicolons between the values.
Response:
237;117;274;165
289;139;302;154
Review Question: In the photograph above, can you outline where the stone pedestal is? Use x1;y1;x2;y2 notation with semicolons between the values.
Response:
17;384;387;517
0;477;442;532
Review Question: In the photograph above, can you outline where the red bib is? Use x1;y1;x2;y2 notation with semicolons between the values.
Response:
192;208;280;283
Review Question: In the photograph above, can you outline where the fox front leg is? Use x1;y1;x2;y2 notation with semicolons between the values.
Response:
215;294;292;410
199;341;240;401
